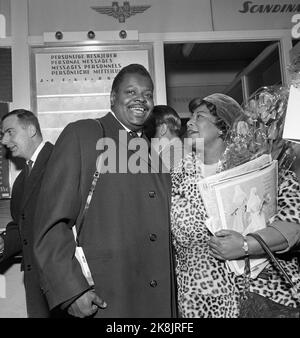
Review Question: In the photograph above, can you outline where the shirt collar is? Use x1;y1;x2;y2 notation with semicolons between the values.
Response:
110;111;142;137
27;141;45;167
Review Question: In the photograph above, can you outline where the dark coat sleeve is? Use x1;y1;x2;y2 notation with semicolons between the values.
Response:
1;221;22;261
33;123;91;310
1;174;24;261
1;221;22;262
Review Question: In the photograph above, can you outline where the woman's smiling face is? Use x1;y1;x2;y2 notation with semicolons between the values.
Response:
186;103;221;151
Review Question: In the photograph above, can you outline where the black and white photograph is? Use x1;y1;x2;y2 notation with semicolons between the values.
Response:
0;0;300;326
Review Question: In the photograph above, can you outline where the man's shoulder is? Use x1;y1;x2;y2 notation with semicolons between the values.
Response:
43;141;54;151
36;142;54;165
56;118;108;149
68;118;98;129
59;119;101;139
66;116;110;132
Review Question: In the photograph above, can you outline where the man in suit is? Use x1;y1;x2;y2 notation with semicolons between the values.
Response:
33;64;177;318
0;109;53;318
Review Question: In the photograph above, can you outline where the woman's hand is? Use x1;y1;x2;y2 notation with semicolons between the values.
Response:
209;229;245;260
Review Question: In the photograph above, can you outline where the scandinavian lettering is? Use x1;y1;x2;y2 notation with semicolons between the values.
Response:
239;1;300;14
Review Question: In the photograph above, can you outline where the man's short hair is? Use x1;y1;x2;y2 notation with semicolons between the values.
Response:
145;105;182;138
1;109;42;137
111;63;154;94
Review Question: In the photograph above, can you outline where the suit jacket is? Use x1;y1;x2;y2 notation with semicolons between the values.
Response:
34;113;177;318
1;142;53;318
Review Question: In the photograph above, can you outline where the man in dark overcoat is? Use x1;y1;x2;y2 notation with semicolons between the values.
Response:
0;109;53;317
33;64;177;318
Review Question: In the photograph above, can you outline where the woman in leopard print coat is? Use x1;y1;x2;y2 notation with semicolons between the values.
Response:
171;93;300;318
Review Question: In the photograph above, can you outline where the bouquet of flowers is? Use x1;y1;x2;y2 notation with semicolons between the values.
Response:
217;85;296;174
287;55;300;89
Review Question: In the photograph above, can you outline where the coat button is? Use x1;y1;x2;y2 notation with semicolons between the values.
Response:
21;213;25;220
150;280;157;288
23;239;28;245
149;233;157;242
27;264;32;271
149;191;156;198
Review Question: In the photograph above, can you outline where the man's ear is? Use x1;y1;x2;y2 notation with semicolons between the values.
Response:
160;123;167;137
110;91;116;107
27;124;37;138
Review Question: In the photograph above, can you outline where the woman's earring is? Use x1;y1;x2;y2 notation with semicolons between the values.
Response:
218;130;223;136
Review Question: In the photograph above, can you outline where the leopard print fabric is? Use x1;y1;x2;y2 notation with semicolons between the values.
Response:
171;154;300;318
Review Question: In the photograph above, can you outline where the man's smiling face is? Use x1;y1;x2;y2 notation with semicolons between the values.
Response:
111;73;154;131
